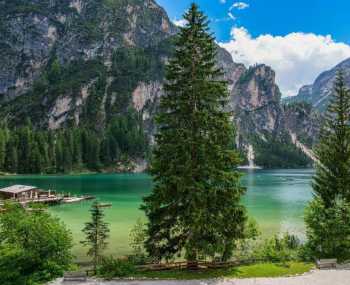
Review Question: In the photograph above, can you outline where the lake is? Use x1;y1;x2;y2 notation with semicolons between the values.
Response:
0;169;314;261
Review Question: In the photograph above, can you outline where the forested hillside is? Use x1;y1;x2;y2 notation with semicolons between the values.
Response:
0;0;313;172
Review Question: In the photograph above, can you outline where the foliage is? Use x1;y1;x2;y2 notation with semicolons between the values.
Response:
305;71;350;261
0;116;147;174
254;234;301;264
243;218;261;240
304;198;350;261
0;245;28;285
128;218;149;264
283;101;313;113
81;202;110;271
233;232;301;264
312;71;350;205
142;4;247;264
251;132;311;169
97;257;136;279
0;202;73;284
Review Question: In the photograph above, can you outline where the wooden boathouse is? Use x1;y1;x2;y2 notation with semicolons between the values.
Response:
0;185;95;207
0;185;62;205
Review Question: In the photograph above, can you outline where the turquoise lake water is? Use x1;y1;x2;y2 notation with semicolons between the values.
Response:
0;169;314;261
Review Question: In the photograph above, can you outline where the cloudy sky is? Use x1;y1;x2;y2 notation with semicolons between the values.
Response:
157;0;350;97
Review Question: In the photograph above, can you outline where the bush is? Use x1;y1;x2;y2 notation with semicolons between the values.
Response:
234;233;301;264
0;245;28;285
128;218;149;265
97;257;136;279
255;234;301;264
304;198;350;261
0;202;73;284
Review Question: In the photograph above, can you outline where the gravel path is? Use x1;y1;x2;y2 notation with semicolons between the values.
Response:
49;270;350;285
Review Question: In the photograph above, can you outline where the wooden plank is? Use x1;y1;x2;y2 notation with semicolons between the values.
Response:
316;259;337;269
136;260;257;272
63;271;87;281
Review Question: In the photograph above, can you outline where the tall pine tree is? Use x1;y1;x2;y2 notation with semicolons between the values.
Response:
81;202;110;271
313;71;350;206
305;71;350;260
142;3;246;264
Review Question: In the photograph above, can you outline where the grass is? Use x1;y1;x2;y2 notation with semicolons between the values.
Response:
131;262;314;280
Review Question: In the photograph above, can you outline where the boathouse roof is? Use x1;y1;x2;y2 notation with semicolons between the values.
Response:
0;185;38;194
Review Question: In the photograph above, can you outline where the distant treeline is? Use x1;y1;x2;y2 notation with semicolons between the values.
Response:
251;132;312;169
0;115;148;174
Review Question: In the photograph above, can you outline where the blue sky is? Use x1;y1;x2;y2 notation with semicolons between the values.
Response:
157;0;350;96
157;0;350;43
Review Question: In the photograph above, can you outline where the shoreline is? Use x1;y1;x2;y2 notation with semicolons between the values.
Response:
0;167;315;178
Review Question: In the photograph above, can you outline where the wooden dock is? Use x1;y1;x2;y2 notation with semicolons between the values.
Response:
63;195;95;204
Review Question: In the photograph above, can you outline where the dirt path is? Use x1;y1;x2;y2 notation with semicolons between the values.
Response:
49;269;350;285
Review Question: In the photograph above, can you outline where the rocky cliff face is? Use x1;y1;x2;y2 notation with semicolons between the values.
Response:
232;65;285;140
0;0;311;168
289;58;350;110
229;64;312;167
0;0;177;131
0;0;176;100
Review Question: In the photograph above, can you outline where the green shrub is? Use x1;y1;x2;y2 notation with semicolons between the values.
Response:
0;202;73;284
234;233;301;264
0;245;28;285
256;234;300;264
128;218;149;265
304;198;350;262
97;257;136;279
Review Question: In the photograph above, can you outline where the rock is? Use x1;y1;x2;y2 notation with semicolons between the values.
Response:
0;0;313;168
287;58;350;111
232;64;285;144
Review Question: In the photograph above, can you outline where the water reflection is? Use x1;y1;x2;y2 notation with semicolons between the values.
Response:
241;169;314;236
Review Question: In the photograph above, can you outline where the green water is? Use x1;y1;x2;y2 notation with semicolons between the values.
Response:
0;169;314;261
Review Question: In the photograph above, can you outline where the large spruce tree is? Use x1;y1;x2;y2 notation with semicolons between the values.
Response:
313;71;350;206
305;71;350;260
142;3;246;263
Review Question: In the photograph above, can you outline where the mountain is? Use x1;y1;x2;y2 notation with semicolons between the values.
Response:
284;102;321;148
231;65;312;168
0;0;177;126
286;58;350;110
0;0;311;170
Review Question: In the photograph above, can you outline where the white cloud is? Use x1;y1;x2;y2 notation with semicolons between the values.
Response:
212;17;231;23
231;2;249;10
173;19;187;27
228;12;236;21
220;27;350;96
220;0;226;3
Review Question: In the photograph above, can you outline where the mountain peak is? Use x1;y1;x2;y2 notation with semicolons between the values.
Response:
289;57;350;110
